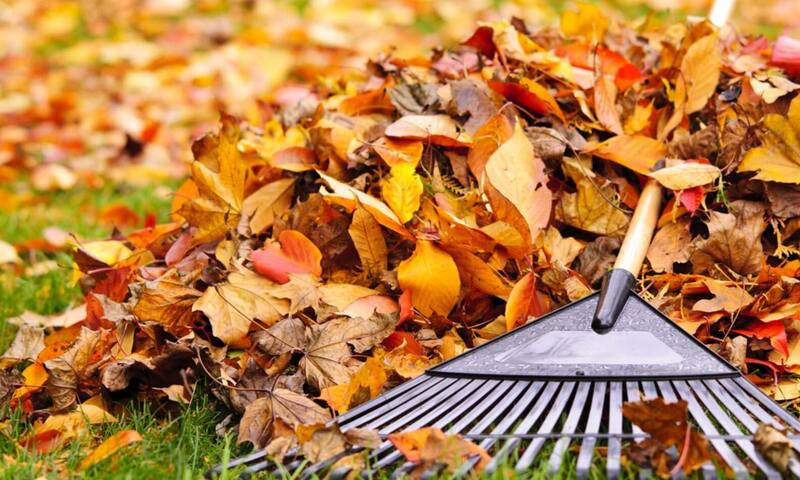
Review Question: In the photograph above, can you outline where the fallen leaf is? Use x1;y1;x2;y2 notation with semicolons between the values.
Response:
754;424;795;474
348;206;388;278
238;389;330;448
738;94;800;183
80;430;143;469
485;121;552;242
689;201;766;276
555;177;629;236
594;76;623;134
389;427;491;473
693;280;753;313
505;272;552;331
381;163;423;223
251;230;323;284
681;33;721;114
320;354;387;413
646;219;692;273
585;135;666;175
397;240;461;317
133;279;201;337
242;177;296;234
649;162;721;190
384;114;469;147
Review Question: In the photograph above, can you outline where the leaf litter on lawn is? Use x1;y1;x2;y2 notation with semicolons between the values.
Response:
7;2;800;476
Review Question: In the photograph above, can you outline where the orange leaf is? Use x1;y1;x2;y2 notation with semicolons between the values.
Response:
98;204;141;229
734;321;790;359
338;86;394;116
251;230;322;284
585;134;666;175
80;430;143;469
20;429;64;454
383;331;424;355
11;362;48;404
505;272;552;331
488;81;553;118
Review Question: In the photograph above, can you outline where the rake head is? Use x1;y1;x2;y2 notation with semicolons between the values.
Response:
209;294;800;479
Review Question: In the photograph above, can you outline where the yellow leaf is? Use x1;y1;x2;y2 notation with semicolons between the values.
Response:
397;240;460;316
561;2;608;42
242;177;296;234
193;269;289;346
681;34;721;114
555;177;630;235
320;354;387;414
80;430;143;469
384;115;470;146
624;101;653;135
739;96;800;183
520;79;566;122
443;247;512;300
11;363;48;401
586;134;666;175
317;170;409;238
348;206;388;277
649;162;721;190
177;114;246;243
484;122;552;240
381;164;423;224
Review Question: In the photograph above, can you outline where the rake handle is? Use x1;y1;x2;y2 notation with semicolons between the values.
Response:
592;180;662;334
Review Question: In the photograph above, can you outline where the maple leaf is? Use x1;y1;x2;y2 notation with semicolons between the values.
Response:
689;201;766;276
193;269;289;346
647;219;692;273
320;353;387;413
44;328;111;412
237;388;330;448
132;278;201;337
176;114;246;243
389;427;491;473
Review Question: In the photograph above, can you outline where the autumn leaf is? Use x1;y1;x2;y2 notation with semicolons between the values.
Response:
681;33;722;114
484;121;552;241
397;240;461;317
251;230;322;284
594;76;623;134
647;219;692;273
689;201;766;276
385;114;470;147
176;114;246;243
388;427;491;473
555;176;629;236
373;137;423;168
738;94;800;183
692;279;753;313
649;162;721;190
348;205;388;278
242;177;296;234
320;353;387;413
193;269;289;346
381;163;424;223
133;278;201;337
505;272;552;331
238;388;330;448
754;424;796;474
561;2;608;42
585;134;666;175
44;328;108;412
80;430;143;469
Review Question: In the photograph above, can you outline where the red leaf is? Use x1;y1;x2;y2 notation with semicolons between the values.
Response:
678;186;704;215
734;321;790;359
615;63;643;91
398;289;413;325
505;272;552;331
20;429;63;454
383;331;423;355
771;35;800;76
488;81;551;116
251;230;322;284
462;26;496;58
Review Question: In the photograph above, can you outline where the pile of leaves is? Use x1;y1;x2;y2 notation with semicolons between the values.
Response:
6;1;800;474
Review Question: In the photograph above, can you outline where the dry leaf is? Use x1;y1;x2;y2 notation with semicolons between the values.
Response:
585;135;666;175
80;430;143;469
397;240;461;316
348;206;388;278
242;177;296;234
381;163;424;224
690;201;766;276
681;33;721;114
251;230;323;284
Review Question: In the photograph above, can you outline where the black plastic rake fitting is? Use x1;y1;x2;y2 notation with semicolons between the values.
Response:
591;268;636;334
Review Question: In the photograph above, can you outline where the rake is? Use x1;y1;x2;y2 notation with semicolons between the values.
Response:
208;2;800;478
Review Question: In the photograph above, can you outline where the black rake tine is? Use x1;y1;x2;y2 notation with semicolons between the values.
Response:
688;380;781;479
515;381;578;472
576;382;606;479
546;381;591;475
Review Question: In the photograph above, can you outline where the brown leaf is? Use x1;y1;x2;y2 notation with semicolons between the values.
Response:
100;343;194;392
681;33;721;114
253;317;306;356
692;279;753;313
133;279;201;337
647;219;692;273
242;177;296;234
237;389;330;448
44;328;107;412
594;76;623;135
449;79;497;135
1;325;45;368
574;236;622;286
690;201;766;276
193;269;289;346
754;424;796;473
388;427;491;473
320;353;387;413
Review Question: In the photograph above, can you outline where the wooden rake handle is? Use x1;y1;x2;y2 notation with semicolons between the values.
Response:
591;0;735;333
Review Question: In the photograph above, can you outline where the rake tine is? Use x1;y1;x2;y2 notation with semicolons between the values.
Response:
299;447;365;480
515;382;578;472
655;383;718;480
330;466;353;480
546;382;591;475
671;381;749;479
337;375;432;424
606;381;623;480
624;381;655;480
484;381;558;474
577;382;606;480
341;377;456;429
733;378;800;430
688;380;781;479
717;379;788;431
205;449;270;478
640;381;658;399
451;381;533;479
369;380;492;469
